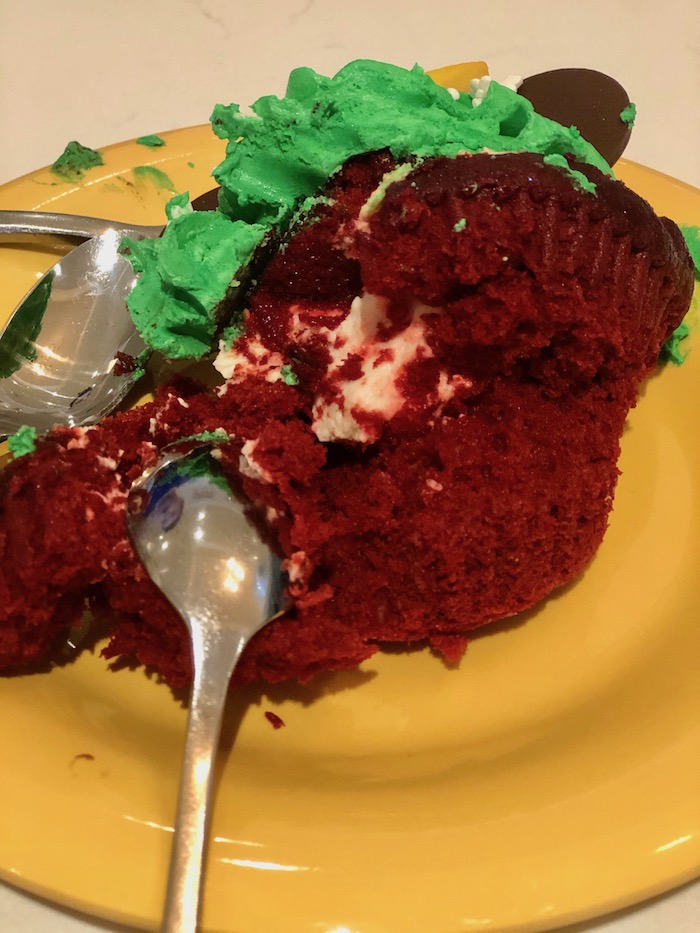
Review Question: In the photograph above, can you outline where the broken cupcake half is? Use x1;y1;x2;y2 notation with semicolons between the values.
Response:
0;61;693;686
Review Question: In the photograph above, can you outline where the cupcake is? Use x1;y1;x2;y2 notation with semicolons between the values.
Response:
0;61;693;684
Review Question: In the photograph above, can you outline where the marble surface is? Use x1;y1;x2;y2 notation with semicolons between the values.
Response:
0;0;699;188
0;0;698;930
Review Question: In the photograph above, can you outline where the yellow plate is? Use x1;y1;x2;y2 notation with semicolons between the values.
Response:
0;126;699;933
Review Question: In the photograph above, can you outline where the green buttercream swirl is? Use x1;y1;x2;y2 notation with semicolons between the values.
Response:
126;59;612;360
211;62;609;225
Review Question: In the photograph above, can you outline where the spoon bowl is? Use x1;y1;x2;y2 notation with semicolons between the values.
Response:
125;444;288;933
0;211;162;440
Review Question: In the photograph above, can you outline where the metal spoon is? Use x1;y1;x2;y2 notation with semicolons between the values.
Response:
125;445;288;933
0;208;161;240
0;211;162;440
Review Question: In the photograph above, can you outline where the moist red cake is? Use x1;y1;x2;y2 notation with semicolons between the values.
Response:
0;151;693;687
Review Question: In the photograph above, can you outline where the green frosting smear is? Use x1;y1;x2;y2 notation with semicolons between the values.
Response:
126;59;612;360
221;310;246;349
130;348;151;381
680;225;700;278
543;153;597;194
136;134;166;148
178;428;231;445
659;225;699;365
280;363;299;386
620;102;637;128
359;162;415;218
8;425;38;458
660;321;691;365
133;165;177;192
51;141;104;181
173;447;232;493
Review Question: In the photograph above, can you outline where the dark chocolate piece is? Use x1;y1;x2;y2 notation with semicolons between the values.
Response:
191;187;221;212
519;68;632;166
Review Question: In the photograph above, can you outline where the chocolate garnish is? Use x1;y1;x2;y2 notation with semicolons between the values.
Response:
519;68;632;166
191;187;221;212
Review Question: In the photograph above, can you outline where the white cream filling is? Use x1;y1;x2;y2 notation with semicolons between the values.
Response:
215;336;285;383
239;438;273;484
93;485;127;506
214;150;495;444
310;292;436;443
217;290;473;445
283;550;308;584
65;426;96;450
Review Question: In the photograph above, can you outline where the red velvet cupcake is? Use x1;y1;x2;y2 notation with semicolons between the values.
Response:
0;151;693;686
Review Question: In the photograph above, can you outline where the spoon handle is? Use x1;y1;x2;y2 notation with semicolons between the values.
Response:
162;621;248;933
0;209;161;240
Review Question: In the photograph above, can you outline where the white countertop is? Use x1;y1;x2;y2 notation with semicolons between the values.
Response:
0;0;699;189
0;1;698;930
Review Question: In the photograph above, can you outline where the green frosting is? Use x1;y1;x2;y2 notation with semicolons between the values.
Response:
178;428;231;445
280;363;299;386
126;59;612;360
8;425;38;458
358;162;415;218
133;165;177;192
680;225;700;278
149;448;232;506
51;141;104;181
221;310;246;349
210;61;609;222
165;191;192;221
660;321;691;365
620;102;637;128
173;447;232;492
543;153;597;194
130;348;151;381
123;210;264;359
659;226;698;365
196;428;230;443
453;218;467;232
136;134;166;148
178;428;231;444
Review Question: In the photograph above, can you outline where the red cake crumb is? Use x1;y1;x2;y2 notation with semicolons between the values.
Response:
264;711;286;729
0;152;693;688
113;351;137;376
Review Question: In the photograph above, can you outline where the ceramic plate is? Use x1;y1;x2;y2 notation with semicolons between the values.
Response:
0;121;698;933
